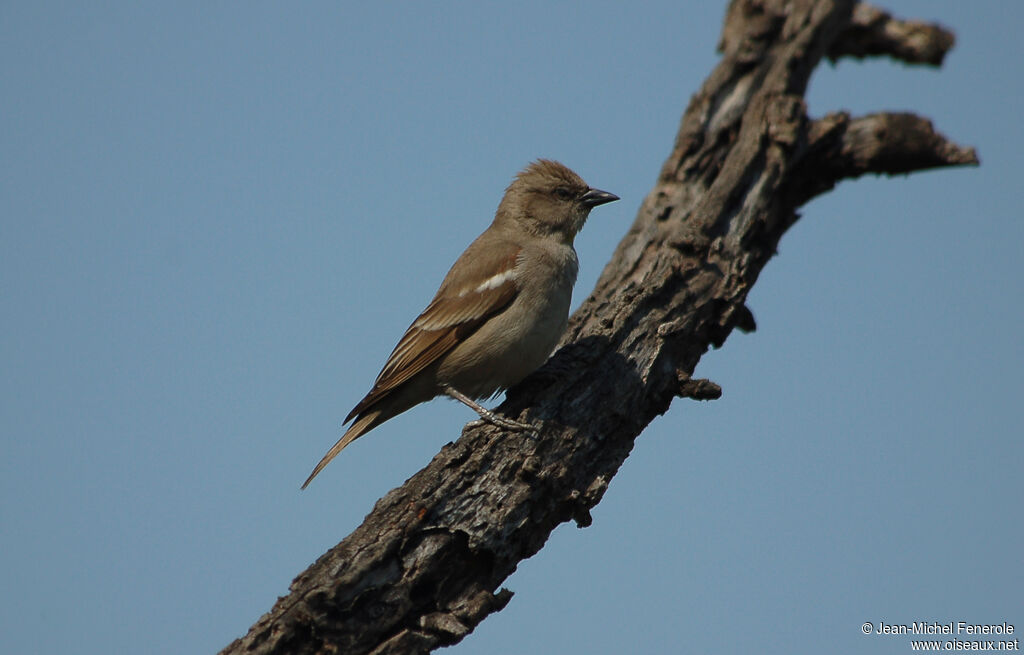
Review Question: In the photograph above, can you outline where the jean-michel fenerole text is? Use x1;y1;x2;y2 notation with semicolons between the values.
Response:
876;622;1014;636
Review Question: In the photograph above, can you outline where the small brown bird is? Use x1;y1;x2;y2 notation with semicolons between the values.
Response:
302;160;618;488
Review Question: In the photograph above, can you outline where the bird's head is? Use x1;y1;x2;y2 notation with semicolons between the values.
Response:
496;159;618;243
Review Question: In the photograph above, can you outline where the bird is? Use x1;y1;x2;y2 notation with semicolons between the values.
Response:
302;160;618;488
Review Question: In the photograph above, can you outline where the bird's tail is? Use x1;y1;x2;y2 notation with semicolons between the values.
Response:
301;410;382;489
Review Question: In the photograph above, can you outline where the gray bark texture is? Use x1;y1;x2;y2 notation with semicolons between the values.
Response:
220;1;977;653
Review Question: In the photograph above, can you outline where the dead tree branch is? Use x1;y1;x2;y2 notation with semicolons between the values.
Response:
221;1;977;653
827;3;955;65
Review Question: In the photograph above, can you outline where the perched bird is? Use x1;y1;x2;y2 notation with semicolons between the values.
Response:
302;160;618;488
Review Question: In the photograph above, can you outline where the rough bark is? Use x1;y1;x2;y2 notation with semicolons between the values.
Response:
221;2;977;653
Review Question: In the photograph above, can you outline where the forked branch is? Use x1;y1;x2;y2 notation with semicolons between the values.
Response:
221;2;977;653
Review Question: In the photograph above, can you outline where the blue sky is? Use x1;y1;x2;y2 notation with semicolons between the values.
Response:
2;2;1021;653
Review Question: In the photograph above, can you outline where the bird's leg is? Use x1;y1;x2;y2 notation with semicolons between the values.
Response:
442;385;534;431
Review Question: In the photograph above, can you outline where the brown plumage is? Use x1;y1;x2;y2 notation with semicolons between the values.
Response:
302;160;617;488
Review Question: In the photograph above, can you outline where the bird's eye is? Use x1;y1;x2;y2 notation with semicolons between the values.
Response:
554;187;573;201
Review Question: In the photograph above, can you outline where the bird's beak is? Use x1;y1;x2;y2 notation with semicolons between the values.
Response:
580;187;619;207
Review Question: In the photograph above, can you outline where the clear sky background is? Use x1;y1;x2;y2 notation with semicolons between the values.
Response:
2;2;1021;653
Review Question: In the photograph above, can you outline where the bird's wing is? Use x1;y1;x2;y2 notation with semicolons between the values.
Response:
344;246;520;422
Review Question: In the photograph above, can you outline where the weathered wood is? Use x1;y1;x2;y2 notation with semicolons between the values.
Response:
220;2;976;653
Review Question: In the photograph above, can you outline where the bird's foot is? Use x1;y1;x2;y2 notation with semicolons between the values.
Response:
444;385;538;435
466;412;535;432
